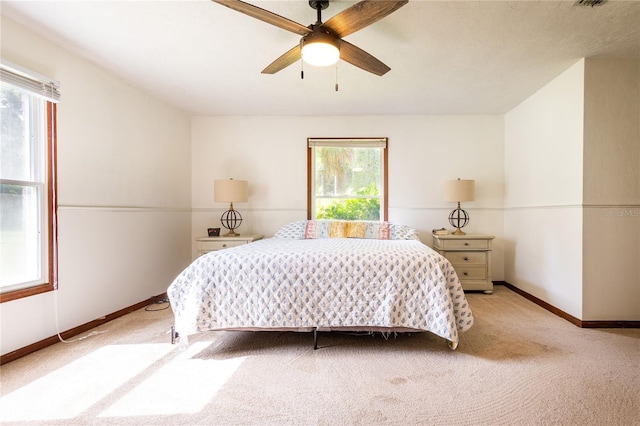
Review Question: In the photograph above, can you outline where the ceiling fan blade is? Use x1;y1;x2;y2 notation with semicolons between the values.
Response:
322;0;408;38
212;0;311;36
339;40;390;76
262;45;302;74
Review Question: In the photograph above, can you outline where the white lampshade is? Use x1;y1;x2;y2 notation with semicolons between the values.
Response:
444;179;475;202
301;32;340;67
214;179;248;203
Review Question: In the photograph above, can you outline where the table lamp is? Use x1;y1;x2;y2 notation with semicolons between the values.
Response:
214;178;248;237
444;178;475;235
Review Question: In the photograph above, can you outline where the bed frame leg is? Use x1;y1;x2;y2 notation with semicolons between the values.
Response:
313;328;318;350
170;325;179;345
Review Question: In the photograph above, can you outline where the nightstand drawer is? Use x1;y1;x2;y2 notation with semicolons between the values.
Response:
447;251;487;265
199;240;247;251
431;233;494;293
437;239;489;250
453;266;487;280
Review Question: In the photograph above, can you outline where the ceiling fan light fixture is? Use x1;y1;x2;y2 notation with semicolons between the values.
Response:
301;31;340;67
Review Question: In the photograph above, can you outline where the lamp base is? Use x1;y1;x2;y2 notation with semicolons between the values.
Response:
448;206;470;236
220;207;243;238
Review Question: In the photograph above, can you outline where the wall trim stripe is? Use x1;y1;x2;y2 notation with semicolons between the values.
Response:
59;204;638;213
191;207;509;212
504;204;640;210
389;207;505;211
504;204;582;210
582;204;640;208
58;205;191;212
192;208;307;213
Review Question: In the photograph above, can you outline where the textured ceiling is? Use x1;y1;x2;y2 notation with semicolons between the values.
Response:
2;0;639;116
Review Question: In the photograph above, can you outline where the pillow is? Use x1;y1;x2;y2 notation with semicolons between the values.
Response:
345;221;366;238
389;222;420;240
303;220;341;239
273;220;419;240
273;220;307;239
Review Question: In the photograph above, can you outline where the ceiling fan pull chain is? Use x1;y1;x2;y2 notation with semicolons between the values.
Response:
301;60;304;80
335;64;339;92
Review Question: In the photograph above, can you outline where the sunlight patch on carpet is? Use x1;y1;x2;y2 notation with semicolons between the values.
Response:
0;344;174;422
99;341;246;417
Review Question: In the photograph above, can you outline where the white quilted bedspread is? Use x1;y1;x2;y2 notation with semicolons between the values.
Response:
168;238;473;348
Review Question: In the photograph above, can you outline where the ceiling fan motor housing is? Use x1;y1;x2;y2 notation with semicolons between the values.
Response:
309;1;330;11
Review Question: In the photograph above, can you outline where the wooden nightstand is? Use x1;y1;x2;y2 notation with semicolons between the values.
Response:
432;233;495;293
195;235;264;257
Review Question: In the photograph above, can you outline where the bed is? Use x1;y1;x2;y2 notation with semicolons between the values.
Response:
167;220;474;350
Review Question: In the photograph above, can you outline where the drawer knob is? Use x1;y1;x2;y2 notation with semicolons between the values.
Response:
464;242;469;246
222;244;227;248
463;272;468;276
463;256;469;261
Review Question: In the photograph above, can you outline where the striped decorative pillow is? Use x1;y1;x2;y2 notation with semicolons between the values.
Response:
274;220;418;240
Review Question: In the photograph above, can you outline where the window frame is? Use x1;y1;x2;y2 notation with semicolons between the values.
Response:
0;92;58;303
307;137;388;221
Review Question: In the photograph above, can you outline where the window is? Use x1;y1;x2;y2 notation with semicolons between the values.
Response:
0;61;59;303
307;137;388;221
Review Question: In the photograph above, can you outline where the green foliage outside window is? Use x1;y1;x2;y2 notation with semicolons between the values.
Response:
316;183;380;220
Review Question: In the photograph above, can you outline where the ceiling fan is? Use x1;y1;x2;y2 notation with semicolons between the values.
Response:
213;0;408;76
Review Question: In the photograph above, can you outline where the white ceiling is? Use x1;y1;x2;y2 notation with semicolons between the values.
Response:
2;0;639;116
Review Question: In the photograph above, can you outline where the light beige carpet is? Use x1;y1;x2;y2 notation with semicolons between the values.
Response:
1;286;638;425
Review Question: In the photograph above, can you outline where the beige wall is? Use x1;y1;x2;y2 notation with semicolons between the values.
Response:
505;57;640;321
582;57;640;320
190;115;506;277
504;59;585;319
1;16;193;355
